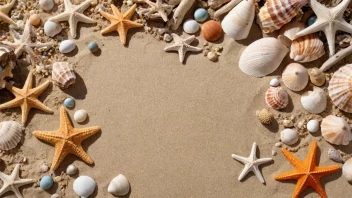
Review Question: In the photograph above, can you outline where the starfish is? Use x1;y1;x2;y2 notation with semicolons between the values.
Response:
295;0;352;56
100;4;143;45
48;0;96;38
0;164;34;198
137;0;173;22
0;0;16;24
164;33;202;63
33;106;101;171
231;142;272;184
275;141;340;198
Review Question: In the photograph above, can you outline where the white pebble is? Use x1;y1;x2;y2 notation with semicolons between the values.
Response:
163;34;172;42
59;40;76;54
66;164;78;175
280;129;299;145
74;109;88;123
41;164;49;173
270;78;280;87
40;0;54;11
44;21;62;37
307;119;319;133
183;19;199;34
207;51;218;62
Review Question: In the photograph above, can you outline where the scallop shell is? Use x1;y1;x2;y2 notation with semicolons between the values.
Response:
290;34;325;63
321;115;352;145
0;45;16;89
328;64;352;113
239;37;289;77
0;121;22;151
108;174;130;196
280;129;299;145
256;108;274;125
343;157;352;181
328;148;343;163
52;62;76;89
73;176;96;198
279;20;305;40
265;86;289;110
309;68;325;86
282;63;308;91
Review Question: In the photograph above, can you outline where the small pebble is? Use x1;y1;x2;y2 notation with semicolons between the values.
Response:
307;119;319;133
44;21;62;37
66;164;78;175
40;175;54;190
275;142;282;147
307;15;317;26
283;119;294;128
270;78;280;87
163;33;172;42
40;0;54;11
54;176;62;182
64;98;75;108
88;42;99;53
207;51;218;62
74;109;88;123
41;164;49;173
126;0;133;6
183;19;199;34
59;40;76;54
194;8;208;22
271;150;277;156
29;14;41;26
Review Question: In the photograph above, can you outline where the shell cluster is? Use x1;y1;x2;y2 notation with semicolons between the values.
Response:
52;62;76;89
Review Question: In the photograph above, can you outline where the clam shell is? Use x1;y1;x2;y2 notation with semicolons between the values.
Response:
108;174;130;196
280;129;299;145
343;157;352;181
301;87;326;114
309;68;325;86
201;20;222;42
73;176;96;198
256;108;273;125
52;62;76;89
279;20;305;41
290;34;325;63
282;63;308;91
265;87;289;110
321;115;352;145
0;121;22;151
44;21;62;37
239;37;289;77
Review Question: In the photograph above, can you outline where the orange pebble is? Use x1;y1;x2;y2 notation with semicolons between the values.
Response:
29;14;41;26
201;20;222;42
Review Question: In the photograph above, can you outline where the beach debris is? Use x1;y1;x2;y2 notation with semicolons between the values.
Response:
66;164;78;175
51;194;60;198
59;40;76;54
164;34;202;63
207;51;218;62
0;45;16;89
282;119;294;128
265;86;289;110
40;0;54;11
321;115;352;145
214;0;243;18
44;21;62;37
307;15;317;26
163;33;172;42
307;119;319;133
74;109;88;123
282;63;308;91
194;8;208;22
269;78;280;87
167;0;195;30
0;164;34;197
209;0;231;9
201;20;222;42
231;142;272;184
0;121;22;151
321;44;352;72
256;108;273;125
309;68;325;86
301;87;326;114
73;176;97;198
280;129;299;145
64;98;75;108
88;41;99;53
137;0;173;22
52;62;76;89
29;14;41;26
0;0;16;24
183;19;199;34
41;164;49;173
33;107;100;170
343;157;352;182
100;4;143;45
40;175;54;190
108;174;130;196
328;148;344;163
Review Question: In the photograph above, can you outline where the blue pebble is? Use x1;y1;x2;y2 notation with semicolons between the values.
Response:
88;41;99;53
40;176;54;190
64;98;75;108
307;15;317;26
194;8;208;22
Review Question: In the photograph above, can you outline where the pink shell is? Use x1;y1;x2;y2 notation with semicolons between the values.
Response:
52;62;76;89
265;87;289;110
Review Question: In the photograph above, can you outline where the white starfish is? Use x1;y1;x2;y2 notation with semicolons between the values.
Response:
0;164;34;198
137;0;174;22
0;0;16;24
48;0;96;38
231;142;272;184
295;0;352;56
164;33;202;63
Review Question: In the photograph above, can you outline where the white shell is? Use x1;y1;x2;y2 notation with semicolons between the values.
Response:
40;0;54;11
239;37;289;77
59;40;76;54
44;21;62;37
321;115;352;145
280;129;299;145
74;109;88;123
0;121;22;151
282;63;308;91
41;164;49;173
108;174;130;196
307;120;319;133
300;87;326;114
66;164;78;175
183;19;199;34
73;176;96;198
280;20;305;41
269;78;280;87
343;158;352;182
221;0;255;40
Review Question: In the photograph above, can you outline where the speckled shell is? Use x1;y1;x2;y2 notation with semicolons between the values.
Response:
290;34;325;63
239;37;289;77
328;148;343;163
0;121;22;151
343;157;352;181
279;20;305;40
256;108;274;124
265;87;289;110
282;63;308;91
309;68;325;86
0;45;16;89
301;87;326;114
321;115;352;145
328;64;352;113
52;62;76;89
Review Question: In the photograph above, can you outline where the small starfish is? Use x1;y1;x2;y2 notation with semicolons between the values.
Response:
100;4;143;45
0;0;16;24
275;141;340;198
0;70;53;125
33;106;101;171
137;0;173;22
231;142;272;184
295;0;352;56
164;33;202;63
0;164;34;198
48;0;96;38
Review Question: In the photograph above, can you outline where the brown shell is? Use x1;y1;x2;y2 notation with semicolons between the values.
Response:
265;86;289;110
52;62;76;89
256;108;274;124
201;20;223;42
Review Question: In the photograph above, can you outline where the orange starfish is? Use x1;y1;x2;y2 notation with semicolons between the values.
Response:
33;106;100;171
100;4;143;45
275;141;340;198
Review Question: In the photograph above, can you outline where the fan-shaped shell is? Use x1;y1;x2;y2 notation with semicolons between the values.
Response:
52;62;76;89
265;87;289;110
321;115;352;145
290;34;325;63
300;87;326;114
239;37;289;77
282;63;308;91
0;121;22;150
279;20;305;40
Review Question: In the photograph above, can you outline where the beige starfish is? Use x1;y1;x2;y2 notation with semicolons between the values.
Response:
164;33;202;63
48;0;96;38
0;0;16;24
137;0;173;22
0;70;53;125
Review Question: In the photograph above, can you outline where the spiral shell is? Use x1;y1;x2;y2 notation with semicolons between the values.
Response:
301;87;326;114
0;121;22;151
52;62;76;89
282;63;308;91
256;108;274;124
321;115;352;145
265;87;289;110
309;68;325;86
290;34;325;63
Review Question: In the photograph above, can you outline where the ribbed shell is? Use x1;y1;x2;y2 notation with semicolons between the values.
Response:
52;62;76;89
290;34;325;63
0;121;22;150
282;63;308;91
239;37;289;77
300;87;326;114
279;20;305;40
328;64;352;113
265;86;289;110
321;115;352;145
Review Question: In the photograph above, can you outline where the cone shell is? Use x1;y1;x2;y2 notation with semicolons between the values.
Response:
321;115;352;145
0;121;22;151
52;62;76;89
290;34;325;63
300;87;326;114
239;37;289;77
0;45;16;89
256;108;274;124
282;63;308;91
309;68;325;86
343;157;352;181
265;87;289;110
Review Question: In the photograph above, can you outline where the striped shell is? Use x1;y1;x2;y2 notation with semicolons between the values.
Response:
290;34;325;63
52;62;76;89
282;63;308;91
257;0;308;33
328;64;352;113
265;86;289;110
321;115;352;145
279;20;305;40
0;121;22;150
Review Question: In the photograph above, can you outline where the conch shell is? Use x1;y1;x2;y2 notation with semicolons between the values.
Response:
265;86;289;110
52;62;76;89
300;87;326;114
321;115;352;145
0;121;22;151
0;45;16;89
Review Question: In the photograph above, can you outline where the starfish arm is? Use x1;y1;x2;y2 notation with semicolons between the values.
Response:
252;165;265;183
100;23;118;35
255;157;273;165
186;45;203;52
64;0;72;11
281;148;304;170
323;23;337;56
29;99;53;114
231;154;248;164
76;0;93;13
0;171;8;181
28;42;53;49
0;184;10;197
123;4;138;20
249;142;257;159
76;13;96;24
111;4;123;18
171;33;183;43
310;0;329;18
49;12;70;23
32;131;61;145
0;97;23;111
11;187;23;198
117;24;128;45
238;164;251;181
125;21;143;29
336;20;352;35
15;178;34;186
274;170;304;180
164;44;179;52
292;176;309;198
72;126;101;142
99;10;116;21
0;12;15;24
69;16;79;38
23;71;34;91
0;0;16;15
159;10;169;22
10;164;20;180
51;142;70;170
71;144;94;164
59;106;73;132
294;20;326;39
30;80;50;96
331;0;351;16
306;141;317;171
21;101;31;125
24;46;39;66
184;36;196;44
0;40;17;48
312;165;340;176
178;46;186;63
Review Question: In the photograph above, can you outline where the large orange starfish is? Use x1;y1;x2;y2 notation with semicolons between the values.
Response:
33;106;100;171
275;141;340;198
100;4;143;45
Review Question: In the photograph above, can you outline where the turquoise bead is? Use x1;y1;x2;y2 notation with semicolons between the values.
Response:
88;41;99;52
307;15;317;26
64;98;75;108
40;176;54;190
194;8;208;22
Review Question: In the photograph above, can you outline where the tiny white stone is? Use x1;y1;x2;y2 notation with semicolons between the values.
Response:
59;40;76;54
66;164;78;176
41;164;49;173
44;21;62;37
307;119;319;133
39;0;54;11
270;78;280;87
74;109;88;123
280;129;299;145
183;19;199;34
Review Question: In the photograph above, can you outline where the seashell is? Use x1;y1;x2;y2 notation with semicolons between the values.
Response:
66;164;78;175
256;108;273;125
279;20;305;41
40;0;54;11
309;68;325;86
29;14;41;26
44;21;62;37
183;19;199;34
343;157;352;181
0;121;22;151
290;33;325;63
0;45;16;89
108;174;130;196
307;119;319;133
64;98;75;108
88;42;99;53
41;164;49;173
321;115;352;145
328;148;343;163
270;78;280;87
328;64;352;113
265;87;289;110
282;63;308;91
194;8;208;22
73;176;96;198
52;62;76;89
257;0;308;33
59;40;76;54
74;109;88;123
280;129;299;145
221;0;255;40
40;175;54;190
239;37;289;77
301;87;326;114
283;119;293;128
201;20;222;42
